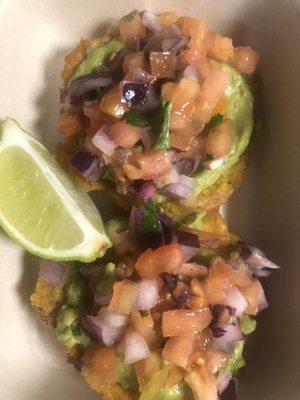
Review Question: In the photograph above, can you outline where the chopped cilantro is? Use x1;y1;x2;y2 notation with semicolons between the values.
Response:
140;200;161;233
124;109;151;128
139;310;149;317
70;320;82;336
152;101;172;151
103;169;119;184
122;9;138;22
205;114;223;130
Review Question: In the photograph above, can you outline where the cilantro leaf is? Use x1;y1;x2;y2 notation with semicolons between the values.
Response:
70;320;82;336
140;200;161;233
124;109;151;128
152;101;172;151
122;10;138;22
226;340;246;373
205;114;223;130
103;169;119;184
139;310;149;317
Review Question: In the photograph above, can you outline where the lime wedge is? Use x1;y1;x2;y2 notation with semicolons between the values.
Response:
0;118;112;262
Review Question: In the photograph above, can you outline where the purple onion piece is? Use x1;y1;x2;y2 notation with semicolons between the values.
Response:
160;183;193;199
212;323;244;344
143;32;163;52
174;156;200;176
175;230;200;248
183;64;202;82
138;181;157;202
217;371;232;395
162;35;190;53
142;10;162;32
69;150;105;182
220;379;237;400
238;242;281;278
129;205;145;232
39;260;69;288
121;80;160;113
211;326;228;339
67;72;112;98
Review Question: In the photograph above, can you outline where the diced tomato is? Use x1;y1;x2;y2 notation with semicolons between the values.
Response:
232;264;252;288
108;280;138;314
162;308;212;337
184;365;218;400
211;96;228;116
107;121;143;148
135;244;184;279
170;128;195;152
81;347;118;392
200;68;230;110
124;150;172;180
55;112;85;137
119;13;147;43
208;34;234;63
165;364;184;390
205;119;233;158
180;48;211;78
181;17;209;49
233;46;260;75
163;336;196;368
239;280;262;315
205;258;234;304
149;52;176;79
170;77;201;130
123;51;147;74
134;351;162;389
86;117;103;137
190;279;209;308
192;98;212;126
161;82;177;102
131;312;157;346
180;263;208;278
204;348;228;375
100;87;126;119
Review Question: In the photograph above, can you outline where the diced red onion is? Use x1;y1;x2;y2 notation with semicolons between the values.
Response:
217;371;232;395
168;23;182;37
84;307;128;347
160;183;193;199
175;230;200;249
138;181;157;202
212;324;244;343
179;175;195;190
129;206;144;232
69;150;104;182
94;291;113;306
258;285;269;312
143;32;163;52
140;128;154;149
39;260;68;288
173;230;200;262
162;35;190;53
120;79;160;113
174;156;200;176
220;379;237;400
226;286;248;317
213;340;236;356
92;127;117;156
183;64;202;83
135;279;160;310
67;72;112;97
124;332;150;364
142;10;161;32
238;242;281;278
98;307;129;329
202;156;228;170
154;166;180;189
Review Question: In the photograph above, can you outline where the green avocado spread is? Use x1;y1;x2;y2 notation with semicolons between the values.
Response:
69;37;125;84
193;62;254;196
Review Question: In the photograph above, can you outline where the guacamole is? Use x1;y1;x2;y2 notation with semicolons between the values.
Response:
193;62;254;196
69;37;125;84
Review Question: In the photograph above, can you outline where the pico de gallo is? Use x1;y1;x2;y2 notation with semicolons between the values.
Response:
55;10;259;215
31;203;279;400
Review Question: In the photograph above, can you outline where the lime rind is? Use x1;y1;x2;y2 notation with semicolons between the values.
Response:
0;118;112;262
